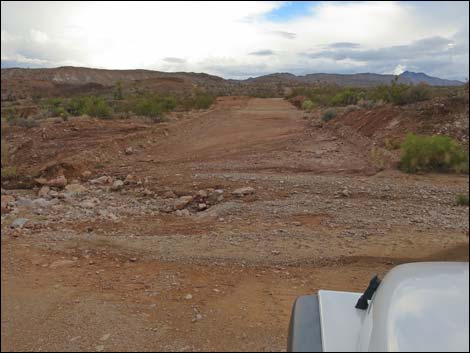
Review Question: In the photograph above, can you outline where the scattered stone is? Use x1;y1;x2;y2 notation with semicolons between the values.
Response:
100;333;111;341
32;198;55;209
95;345;105;352
292;221;302;227
38;186;51;198
125;147;134;155
124;174;136;185
50;190;60;198
174;195;193;210
65;183;87;195
337;188;351;198
47;176;68;188
80;198;100;209
232;187;255;197
129;257;137;262
16;197;33;208
162;190;176;199
90;176;113;185
198;203;207;211
10;218;29;229
142;188;154;196
184;294;193;300
110;180;124;191
1;195;15;214
98;210;118;221
34;177;48;185
197;190;208;198
271;250;281;255
81;170;92;179
49;259;75;269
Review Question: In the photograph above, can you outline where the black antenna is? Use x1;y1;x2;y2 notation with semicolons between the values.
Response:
355;275;381;310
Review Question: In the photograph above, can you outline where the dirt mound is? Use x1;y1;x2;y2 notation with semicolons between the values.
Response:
328;95;469;146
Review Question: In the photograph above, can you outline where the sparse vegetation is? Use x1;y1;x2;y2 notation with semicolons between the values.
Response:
384;137;402;151
322;109;337;122
288;78;433;109
1;138;17;180
400;133;469;173
1;138;9;167
456;193;469;206
329;88;364;106
86;97;112;118
370;146;387;171
131;95;176;121
371;79;430;106
301;99;314;111
7;117;39;129
113;81;124;100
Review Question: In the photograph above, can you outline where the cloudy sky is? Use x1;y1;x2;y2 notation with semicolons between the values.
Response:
1;1;468;80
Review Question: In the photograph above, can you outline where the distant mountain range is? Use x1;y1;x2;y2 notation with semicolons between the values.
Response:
1;66;464;101
244;71;464;87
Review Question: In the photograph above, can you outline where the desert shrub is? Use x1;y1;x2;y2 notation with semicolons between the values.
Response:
132;97;165;117
370;79;430;106
400;133;469;173
384;137;402;151
322;109;337;122
370;146;387;171
193;93;214;110
456;193;469;206
65;96;112;118
3;109;18;122
1;139;9;167
66;97;88;116
405;83;431;103
1;138;16;179
330;88;364;106
113;81;124;100
1;166;17;180
301;99;315;111
8;117;38;129
85;97;112;118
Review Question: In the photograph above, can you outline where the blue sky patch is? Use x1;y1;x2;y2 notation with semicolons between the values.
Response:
266;1;317;22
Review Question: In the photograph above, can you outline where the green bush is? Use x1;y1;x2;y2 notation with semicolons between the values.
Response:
400;134;469;173
1;139;9;167
193;93;214;110
8;117;38;129
1;166;17;180
67;97;88;116
456;193;469;206
301;99;314;111
322;109;337;122
329;88;364;106
113;81;124;100
86;98;112;118
371;79;430;106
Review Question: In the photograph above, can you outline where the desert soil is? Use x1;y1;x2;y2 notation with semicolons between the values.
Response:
1;97;469;352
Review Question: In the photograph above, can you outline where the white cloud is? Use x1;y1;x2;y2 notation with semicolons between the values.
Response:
1;1;468;80
393;64;406;75
29;29;50;44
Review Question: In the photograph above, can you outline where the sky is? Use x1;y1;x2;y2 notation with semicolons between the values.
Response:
1;1;469;80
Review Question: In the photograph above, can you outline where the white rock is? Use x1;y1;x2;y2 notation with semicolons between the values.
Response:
38;186;50;197
65;183;87;194
232;187;255;197
110;180;124;191
10;218;29;229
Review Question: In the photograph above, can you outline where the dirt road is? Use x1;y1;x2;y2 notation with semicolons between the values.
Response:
2;97;469;351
